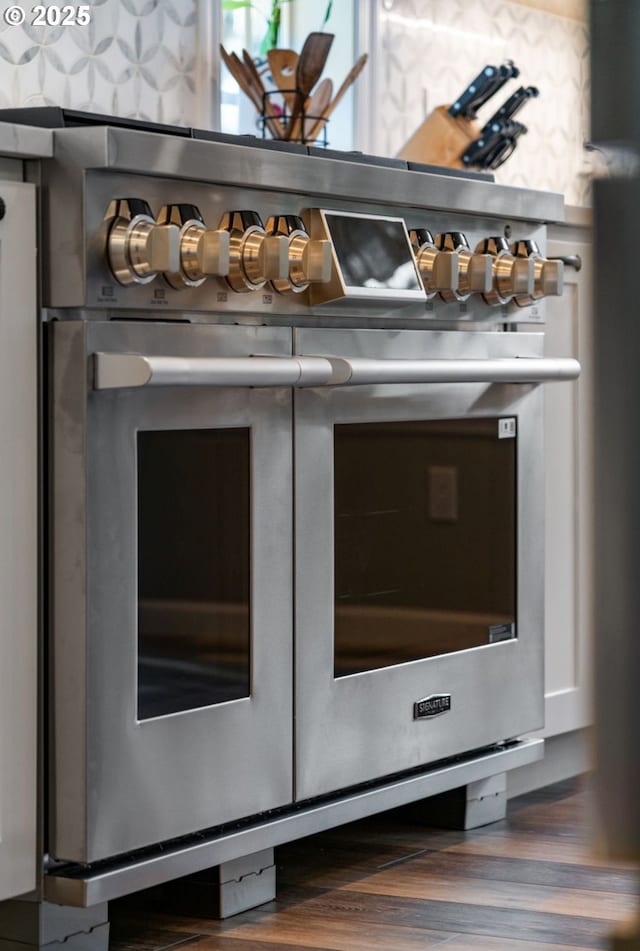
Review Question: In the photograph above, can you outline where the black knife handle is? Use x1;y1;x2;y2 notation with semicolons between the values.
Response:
461;119;527;170
448;61;520;119
482;85;539;132
468;61;520;118
448;65;499;118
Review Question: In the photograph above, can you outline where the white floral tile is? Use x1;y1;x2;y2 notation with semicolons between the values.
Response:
0;0;196;125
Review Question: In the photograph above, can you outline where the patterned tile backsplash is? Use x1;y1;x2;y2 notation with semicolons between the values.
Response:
0;0;196;124
375;0;591;205
0;0;589;205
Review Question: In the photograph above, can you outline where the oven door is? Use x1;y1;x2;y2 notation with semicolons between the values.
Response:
50;322;303;865
293;328;575;801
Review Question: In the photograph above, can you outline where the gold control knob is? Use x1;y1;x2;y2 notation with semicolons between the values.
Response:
434;232;493;301
475;236;535;306
265;215;332;294
105;198;180;286
157;204;230;289
510;239;565;306
409;228;459;300
218;210;289;293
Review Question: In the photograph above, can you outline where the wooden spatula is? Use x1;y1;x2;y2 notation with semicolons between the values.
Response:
287;32;334;139
267;48;299;112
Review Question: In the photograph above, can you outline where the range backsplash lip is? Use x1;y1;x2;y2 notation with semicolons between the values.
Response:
0;107;494;182
41;123;564;226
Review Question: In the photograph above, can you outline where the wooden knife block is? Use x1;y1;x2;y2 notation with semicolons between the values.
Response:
396;105;481;169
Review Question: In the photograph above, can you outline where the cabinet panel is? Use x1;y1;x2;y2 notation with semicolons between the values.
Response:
0;181;38;899
543;234;593;737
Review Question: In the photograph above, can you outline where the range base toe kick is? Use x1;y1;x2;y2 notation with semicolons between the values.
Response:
42;739;543;913
0;115;582;938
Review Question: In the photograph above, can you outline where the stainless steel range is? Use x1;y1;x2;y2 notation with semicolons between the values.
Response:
0;113;580;948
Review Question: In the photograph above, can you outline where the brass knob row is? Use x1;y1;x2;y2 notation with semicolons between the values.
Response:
411;230;564;305
105;200;331;294
104;199;564;306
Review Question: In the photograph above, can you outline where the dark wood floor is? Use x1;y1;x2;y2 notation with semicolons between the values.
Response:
110;778;640;951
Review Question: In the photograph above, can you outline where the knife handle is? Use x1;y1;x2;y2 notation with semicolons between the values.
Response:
482;85;539;131
448;65;499;119
461;119;527;170
464;60;520;118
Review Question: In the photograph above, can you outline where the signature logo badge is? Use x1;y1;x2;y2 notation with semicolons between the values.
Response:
414;694;452;719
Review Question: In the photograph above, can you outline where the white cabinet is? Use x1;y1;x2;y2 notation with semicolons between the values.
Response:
511;216;593;795
544;224;593;737
0;180;38;899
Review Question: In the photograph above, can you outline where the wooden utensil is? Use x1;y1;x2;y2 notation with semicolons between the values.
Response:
287;32;334;139
242;49;285;138
220;45;262;112
267;48;299;112
219;45;286;138
305;52;369;143
299;78;333;143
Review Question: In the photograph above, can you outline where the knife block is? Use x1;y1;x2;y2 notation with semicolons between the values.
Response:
396;105;481;169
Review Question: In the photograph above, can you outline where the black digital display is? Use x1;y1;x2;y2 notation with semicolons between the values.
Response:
324;213;423;293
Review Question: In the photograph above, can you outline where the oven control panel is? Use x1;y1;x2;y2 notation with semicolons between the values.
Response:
62;170;571;326
103;198;564;312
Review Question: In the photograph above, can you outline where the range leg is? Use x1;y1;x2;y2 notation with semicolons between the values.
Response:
213;848;276;918
407;772;508;829
0;901;109;951
142;848;277;920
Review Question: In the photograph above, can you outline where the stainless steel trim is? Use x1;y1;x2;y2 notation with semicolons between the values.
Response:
43;738;544;907
93;353;335;389
0;122;53;159
326;356;581;386
51;127;564;224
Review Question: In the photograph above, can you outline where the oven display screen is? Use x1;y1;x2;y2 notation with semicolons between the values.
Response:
324;213;422;292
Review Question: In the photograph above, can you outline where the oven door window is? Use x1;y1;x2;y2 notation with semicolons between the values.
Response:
137;428;250;720
334;418;516;677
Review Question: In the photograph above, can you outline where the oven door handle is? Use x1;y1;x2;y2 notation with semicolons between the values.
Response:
93;352;581;390
92;353;335;389
323;356;581;386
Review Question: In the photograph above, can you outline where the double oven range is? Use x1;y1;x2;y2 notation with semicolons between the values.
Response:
4;117;579;943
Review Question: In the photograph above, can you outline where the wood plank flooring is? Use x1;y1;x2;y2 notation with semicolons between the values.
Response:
110;778;640;951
